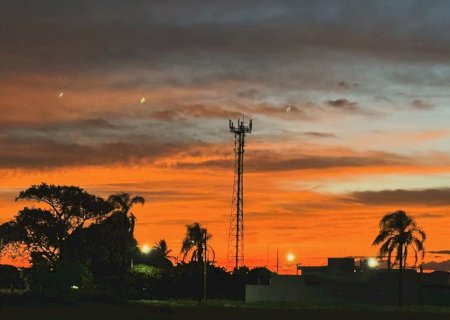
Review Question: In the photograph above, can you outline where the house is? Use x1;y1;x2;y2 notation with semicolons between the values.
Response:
246;257;450;305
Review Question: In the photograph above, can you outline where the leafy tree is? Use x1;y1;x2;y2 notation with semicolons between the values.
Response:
372;210;426;306
0;183;112;266
181;222;214;263
63;211;138;279
131;264;162;281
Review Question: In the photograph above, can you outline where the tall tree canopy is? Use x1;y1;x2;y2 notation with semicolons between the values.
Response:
372;210;426;307
64;210;138;278
181;222;214;263
108;193;145;235
0;183;112;266
372;210;426;269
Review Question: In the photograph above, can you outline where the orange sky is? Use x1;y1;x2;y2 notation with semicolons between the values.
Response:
1;151;450;274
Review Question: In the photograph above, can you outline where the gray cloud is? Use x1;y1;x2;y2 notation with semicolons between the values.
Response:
411;99;434;110
422;260;450;272
348;188;450;206
0;136;182;169
2;0;450;77
303;131;337;138
0;118;117;133
325;99;359;112
337;81;360;90
173;150;409;172
429;250;450;255
147;104;240;121
338;81;351;90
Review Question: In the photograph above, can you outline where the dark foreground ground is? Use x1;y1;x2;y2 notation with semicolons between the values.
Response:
1;300;450;320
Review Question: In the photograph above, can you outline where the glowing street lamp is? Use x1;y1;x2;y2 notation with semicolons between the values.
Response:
287;253;295;263
367;257;379;268
141;244;151;254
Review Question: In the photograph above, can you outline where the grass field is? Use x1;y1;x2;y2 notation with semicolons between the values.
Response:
1;300;450;320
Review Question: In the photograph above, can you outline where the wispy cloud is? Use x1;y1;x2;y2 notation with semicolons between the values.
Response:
303;131;337;138
411;99;434;110
347;188;450;206
422;260;450;271
325;99;359;112
429;250;450;255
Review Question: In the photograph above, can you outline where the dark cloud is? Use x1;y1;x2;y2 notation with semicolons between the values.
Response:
0;118;117;132
348;188;450;206
325;99;359;112
173;150;409;172
411;99;434;110
0;136;181;169
2;0;450;77
422;260;450;272
303;132;337;138
338;81;351;90
148;104;239;121
337;81;360;90
429;250;450;255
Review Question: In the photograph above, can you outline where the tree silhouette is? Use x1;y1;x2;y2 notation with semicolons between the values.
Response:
107;193;145;235
372;210;426;307
0;183;112;266
154;239;175;263
64;210;138;278
137;239;175;269
107;193;145;267
181;222;214;263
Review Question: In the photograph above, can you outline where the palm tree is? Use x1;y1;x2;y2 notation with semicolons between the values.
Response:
181;222;215;263
108;193;145;267
372;210;426;307
108;193;145;235
153;239;176;265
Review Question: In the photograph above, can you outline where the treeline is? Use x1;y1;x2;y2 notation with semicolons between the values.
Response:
0;183;272;303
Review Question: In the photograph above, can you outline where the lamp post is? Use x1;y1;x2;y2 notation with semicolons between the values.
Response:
135;244;152;268
287;253;296;275
203;230;207;302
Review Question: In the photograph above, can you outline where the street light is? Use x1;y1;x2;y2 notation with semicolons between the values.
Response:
367;257;379;268
141;244;151;254
287;253;295;263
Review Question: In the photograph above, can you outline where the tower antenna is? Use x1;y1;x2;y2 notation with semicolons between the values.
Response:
227;116;253;270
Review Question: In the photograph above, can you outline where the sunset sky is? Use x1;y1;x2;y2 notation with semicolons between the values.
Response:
1;1;450;273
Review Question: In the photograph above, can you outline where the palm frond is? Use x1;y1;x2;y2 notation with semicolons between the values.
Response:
131;196;145;206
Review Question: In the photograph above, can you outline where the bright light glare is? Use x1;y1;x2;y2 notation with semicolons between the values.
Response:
141;244;151;254
367;257;379;268
287;253;295;262
71;285;79;290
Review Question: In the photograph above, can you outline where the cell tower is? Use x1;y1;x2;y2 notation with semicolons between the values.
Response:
227;117;252;270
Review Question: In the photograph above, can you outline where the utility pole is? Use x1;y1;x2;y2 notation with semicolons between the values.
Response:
203;230;207;302
227;117;252;270
276;248;279;274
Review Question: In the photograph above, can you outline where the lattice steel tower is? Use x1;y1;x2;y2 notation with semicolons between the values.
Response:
227;117;252;270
